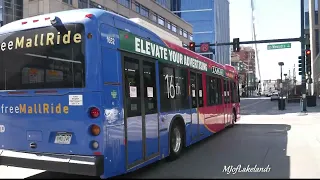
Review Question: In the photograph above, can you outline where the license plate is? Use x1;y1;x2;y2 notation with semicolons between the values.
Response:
54;133;72;144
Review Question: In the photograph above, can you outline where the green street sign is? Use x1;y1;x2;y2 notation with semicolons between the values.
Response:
267;43;291;50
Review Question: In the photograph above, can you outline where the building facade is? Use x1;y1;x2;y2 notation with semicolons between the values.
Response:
20;0;192;45
0;0;23;26
170;0;230;65
231;46;256;93
305;0;320;95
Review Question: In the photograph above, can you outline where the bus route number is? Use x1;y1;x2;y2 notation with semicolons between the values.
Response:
164;74;181;99
107;36;115;45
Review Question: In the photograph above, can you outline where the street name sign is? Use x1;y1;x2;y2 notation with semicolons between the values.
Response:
267;43;291;50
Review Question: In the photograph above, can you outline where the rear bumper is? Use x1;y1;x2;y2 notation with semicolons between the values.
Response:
0;150;104;176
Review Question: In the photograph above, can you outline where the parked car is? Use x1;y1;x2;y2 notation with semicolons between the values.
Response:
270;93;279;101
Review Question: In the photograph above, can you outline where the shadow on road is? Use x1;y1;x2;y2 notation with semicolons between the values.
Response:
112;124;291;179
27;124;291;179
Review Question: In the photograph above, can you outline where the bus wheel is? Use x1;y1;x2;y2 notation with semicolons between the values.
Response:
168;122;183;161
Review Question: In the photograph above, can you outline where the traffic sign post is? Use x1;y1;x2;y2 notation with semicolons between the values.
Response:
267;43;291;50
200;42;210;52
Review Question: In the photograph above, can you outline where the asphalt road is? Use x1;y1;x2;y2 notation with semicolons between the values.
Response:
2;97;320;179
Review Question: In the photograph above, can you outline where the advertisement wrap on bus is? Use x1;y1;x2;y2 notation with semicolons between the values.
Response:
0;9;240;179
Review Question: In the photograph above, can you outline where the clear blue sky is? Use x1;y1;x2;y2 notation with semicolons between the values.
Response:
229;0;301;81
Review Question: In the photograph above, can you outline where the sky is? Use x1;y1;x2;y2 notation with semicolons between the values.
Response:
229;0;301;81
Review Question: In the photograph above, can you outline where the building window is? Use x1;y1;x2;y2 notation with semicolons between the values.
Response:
140;5;149;18
78;0;106;9
3;0;23;24
78;0;88;8
90;1;105;9
151;13;157;22
158;15;164;26
62;0;73;5
189;33;193;41
167;21;171;30
171;23;177;32
155;0;170;9
118;0;130;8
133;2;140;13
179;28;183;36
315;11;319;25
183;30;187;38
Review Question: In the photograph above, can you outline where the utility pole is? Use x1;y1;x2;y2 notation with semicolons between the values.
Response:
293;64;297;95
247;51;250;97
300;0;307;112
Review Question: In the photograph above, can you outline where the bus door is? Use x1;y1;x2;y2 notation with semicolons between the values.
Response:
223;79;232;125
190;71;204;140
122;54;159;169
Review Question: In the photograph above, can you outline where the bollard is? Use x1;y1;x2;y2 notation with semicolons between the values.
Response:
278;98;286;110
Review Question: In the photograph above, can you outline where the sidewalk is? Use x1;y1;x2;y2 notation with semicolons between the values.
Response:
283;99;320;115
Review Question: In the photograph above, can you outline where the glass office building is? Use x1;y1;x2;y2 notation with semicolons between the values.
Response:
0;0;23;26
171;0;230;65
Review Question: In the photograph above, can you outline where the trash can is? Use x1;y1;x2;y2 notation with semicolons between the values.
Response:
278;98;286;110
307;95;317;107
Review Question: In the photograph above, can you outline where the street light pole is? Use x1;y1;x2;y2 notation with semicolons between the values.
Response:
300;0;307;112
278;62;284;100
284;73;288;101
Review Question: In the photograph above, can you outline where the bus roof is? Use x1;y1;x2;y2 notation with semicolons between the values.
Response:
0;8;235;75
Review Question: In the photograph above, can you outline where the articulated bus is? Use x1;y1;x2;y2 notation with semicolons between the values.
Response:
0;9;240;178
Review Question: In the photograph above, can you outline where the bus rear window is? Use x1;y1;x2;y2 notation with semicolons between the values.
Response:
0;23;85;90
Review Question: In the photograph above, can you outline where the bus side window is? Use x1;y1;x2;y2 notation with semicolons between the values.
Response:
124;57;141;117
143;61;157;115
206;75;219;106
223;80;228;103
231;81;235;103
197;73;203;107
217;78;223;104
235;82;240;103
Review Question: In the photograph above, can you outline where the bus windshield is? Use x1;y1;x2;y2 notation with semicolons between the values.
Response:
0;23;85;90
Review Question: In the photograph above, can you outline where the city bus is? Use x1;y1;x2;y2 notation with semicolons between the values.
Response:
0;8;240;179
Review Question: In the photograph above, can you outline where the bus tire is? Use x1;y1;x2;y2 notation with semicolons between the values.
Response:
167;120;184;161
230;109;236;128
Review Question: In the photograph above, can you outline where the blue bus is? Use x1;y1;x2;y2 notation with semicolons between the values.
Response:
0;9;240;178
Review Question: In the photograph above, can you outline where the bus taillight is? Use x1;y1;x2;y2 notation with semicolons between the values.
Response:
33;19;39;23
89;107;100;118
21;21;27;25
90;124;101;136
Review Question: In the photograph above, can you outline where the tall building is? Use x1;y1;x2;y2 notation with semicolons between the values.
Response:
305;0;320;95
0;0;23;26
171;0;230;65
19;0;192;45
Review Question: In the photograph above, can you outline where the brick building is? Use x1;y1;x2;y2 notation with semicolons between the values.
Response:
231;46;256;95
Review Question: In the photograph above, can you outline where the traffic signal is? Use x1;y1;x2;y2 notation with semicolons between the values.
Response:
232;38;240;52
306;46;311;75
298;55;303;75
189;42;195;52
